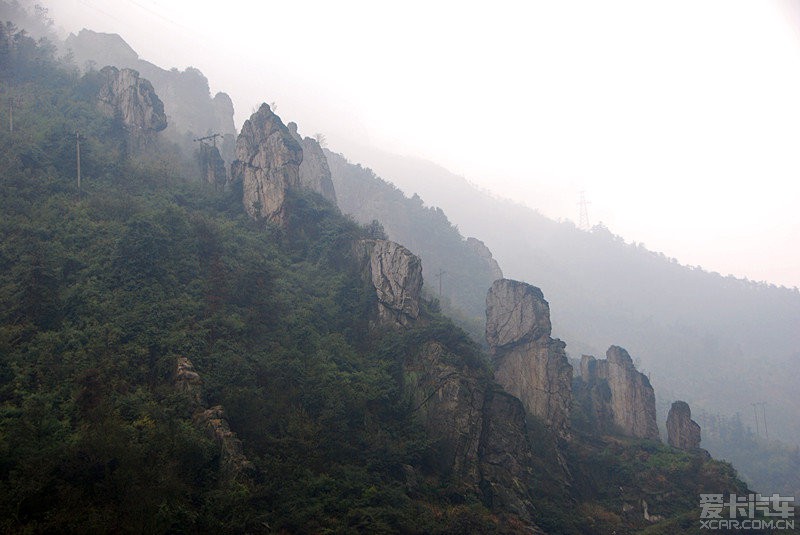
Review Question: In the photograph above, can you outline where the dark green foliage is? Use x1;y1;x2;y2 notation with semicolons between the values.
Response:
0;27;505;532
0;17;762;534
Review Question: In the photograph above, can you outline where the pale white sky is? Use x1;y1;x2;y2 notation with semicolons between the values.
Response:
45;0;800;288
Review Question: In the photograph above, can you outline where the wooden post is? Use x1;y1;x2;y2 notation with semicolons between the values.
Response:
76;131;81;192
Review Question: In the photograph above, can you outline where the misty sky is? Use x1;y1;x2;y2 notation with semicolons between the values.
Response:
45;0;800;288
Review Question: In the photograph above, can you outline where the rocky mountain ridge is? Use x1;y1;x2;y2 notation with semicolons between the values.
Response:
0;16;768;532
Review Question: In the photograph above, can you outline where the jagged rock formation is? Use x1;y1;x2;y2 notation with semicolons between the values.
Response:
193;405;252;479
287;122;337;204
405;341;542;529
574;355;614;434
66;29;237;162
579;347;659;440
466;237;503;280
198;143;227;188
486;279;573;438
173;357;251;480
175;356;204;406
667;400;702;450
96;65;166;151
353;239;423;327
230;103;302;224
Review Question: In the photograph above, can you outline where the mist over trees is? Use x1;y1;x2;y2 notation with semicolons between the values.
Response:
341;146;800;494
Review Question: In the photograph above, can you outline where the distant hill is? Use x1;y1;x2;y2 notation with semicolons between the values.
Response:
0;19;759;532
339;144;800;485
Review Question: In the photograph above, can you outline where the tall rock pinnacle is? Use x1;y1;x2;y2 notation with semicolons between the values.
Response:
230;103;302;224
486;279;573;438
667;400;702;450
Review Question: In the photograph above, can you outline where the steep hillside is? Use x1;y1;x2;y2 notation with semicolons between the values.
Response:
339;144;800;495
326;149;501;339
0;11;779;534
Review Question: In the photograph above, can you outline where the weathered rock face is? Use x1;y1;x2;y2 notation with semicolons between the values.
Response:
574;354;614;433
579;347;660;440
230;103;302;224
486;279;573;438
354;239;423;327
212;92;237;164
667;400;702;450
486;279;552;349
287;122;337;204
173;357;251;480
193;405;253;478
466;237;503;280
67;30;238;163
96;65;167;150
405;341;540;528
198;143;227;188
175;356;204;407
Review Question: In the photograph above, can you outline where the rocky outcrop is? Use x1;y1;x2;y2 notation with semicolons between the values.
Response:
212;92;236;164
354;239;423;327
173;357;251;480
579;347;659;440
230;103;302;224
574;355;614;434
175;356;204;407
486;279;573;438
288;122;337;204
466;237;503;280
193;405;253;479
667;400;702;450
67;30;237;162
96;65;167;151
198;143;227;188
405;341;541;529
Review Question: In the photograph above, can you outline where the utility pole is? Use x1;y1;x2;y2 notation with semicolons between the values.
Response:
193;133;221;148
759;402;768;440
76;131;82;192
578;191;591;230
434;269;446;297
751;403;760;437
8;93;22;134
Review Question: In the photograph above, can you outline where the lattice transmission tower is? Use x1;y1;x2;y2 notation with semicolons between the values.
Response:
578;191;591;230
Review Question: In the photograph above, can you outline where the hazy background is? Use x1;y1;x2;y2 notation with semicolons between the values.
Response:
46;0;800;288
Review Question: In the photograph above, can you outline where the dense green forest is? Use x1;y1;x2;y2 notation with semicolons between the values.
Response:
0;24;508;533
1;9;792;533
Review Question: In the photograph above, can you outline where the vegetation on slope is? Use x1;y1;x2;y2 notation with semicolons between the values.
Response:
0;24;507;533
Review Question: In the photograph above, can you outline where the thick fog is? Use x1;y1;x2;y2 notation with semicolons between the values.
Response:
46;0;800;288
